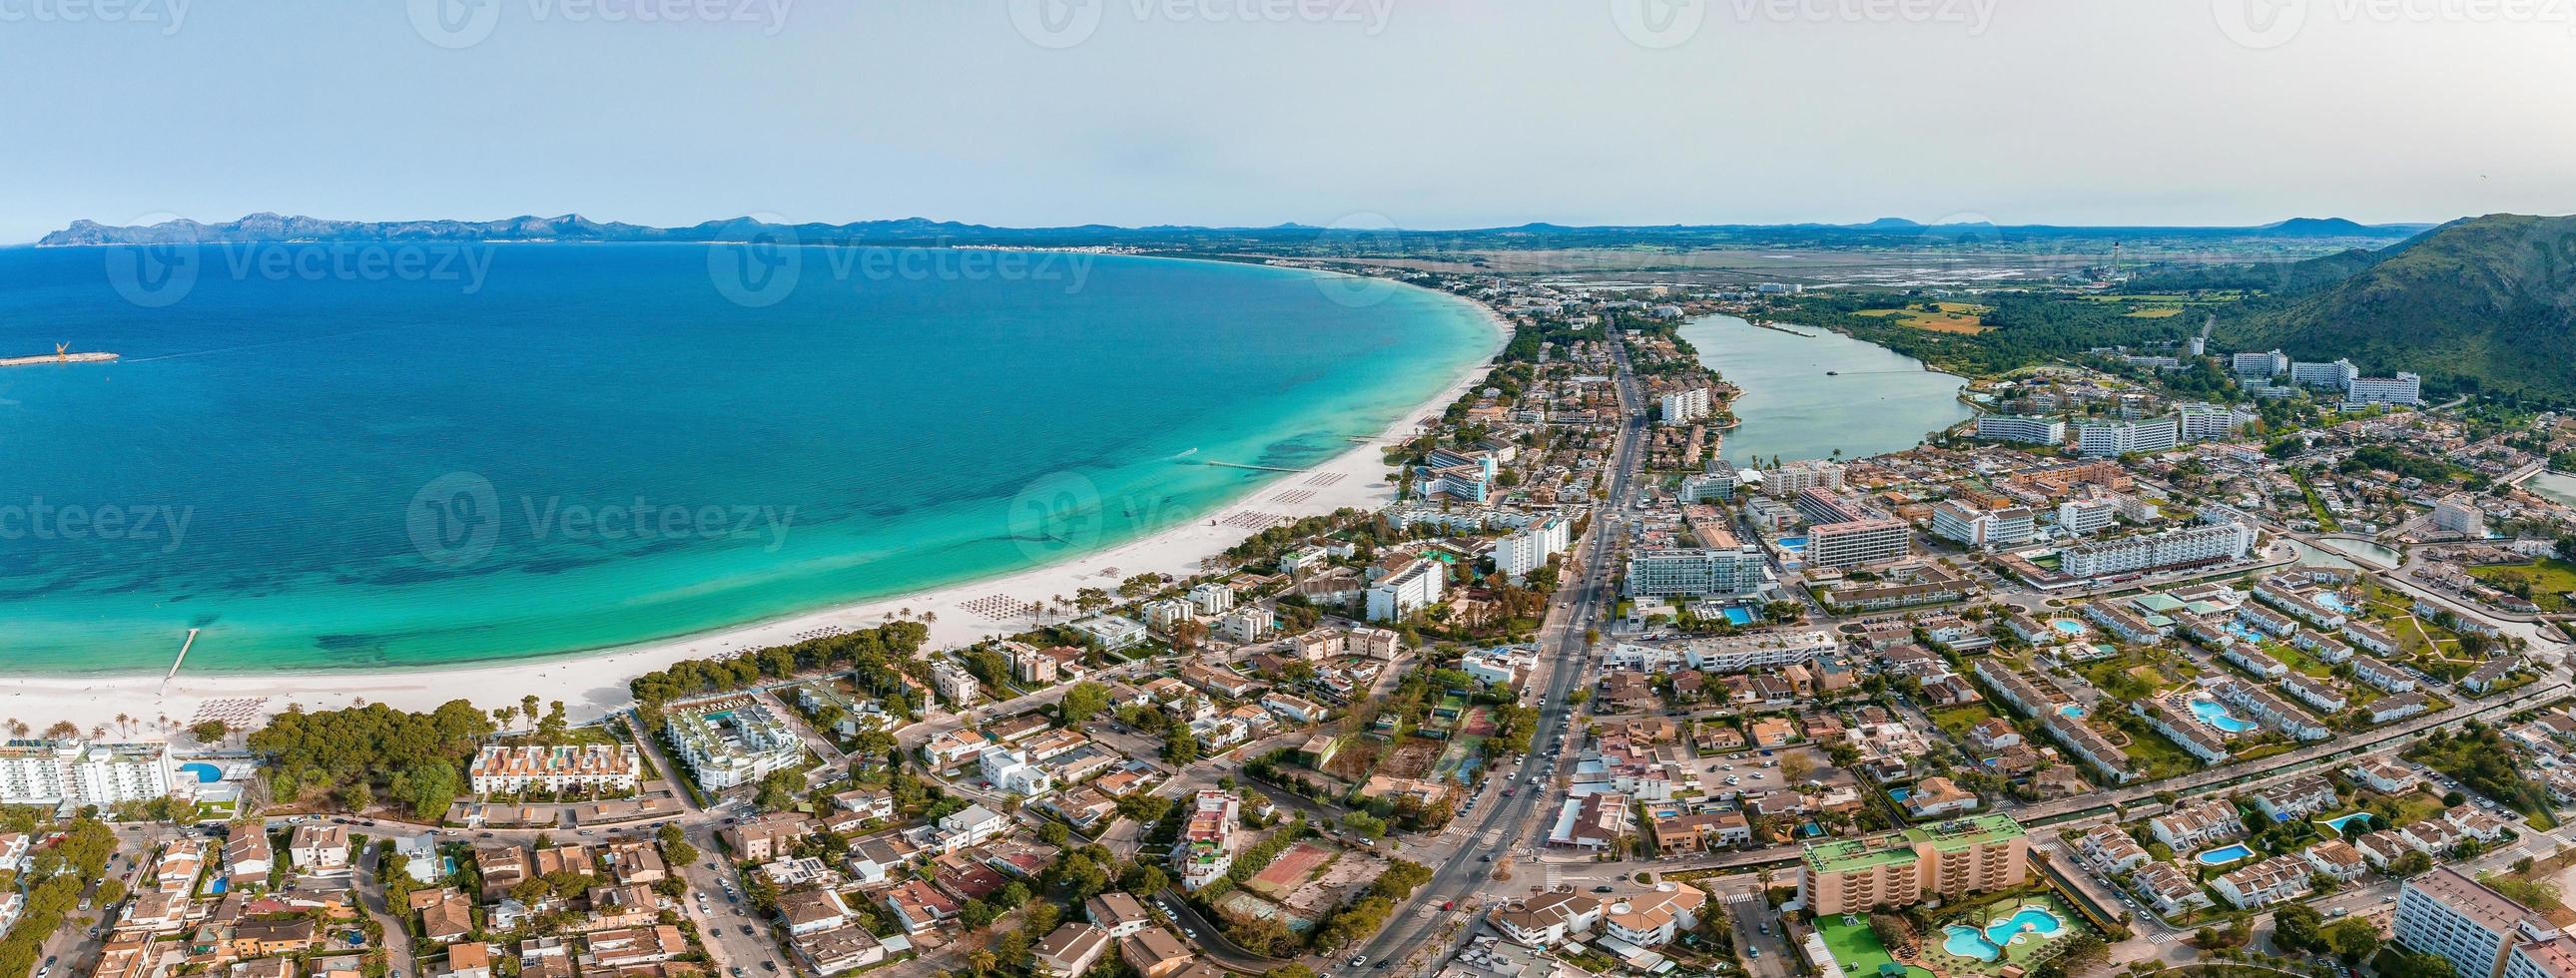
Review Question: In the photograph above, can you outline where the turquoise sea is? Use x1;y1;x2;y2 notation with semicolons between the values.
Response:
0;243;1491;675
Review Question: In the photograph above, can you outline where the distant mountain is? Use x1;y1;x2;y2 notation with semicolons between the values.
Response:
2220;214;2576;401
36;212;2438;248
2254;217;2428;238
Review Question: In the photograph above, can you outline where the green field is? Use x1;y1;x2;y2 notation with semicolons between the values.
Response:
2469;559;2576;613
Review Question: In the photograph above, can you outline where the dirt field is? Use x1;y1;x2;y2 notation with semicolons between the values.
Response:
1857;302;1989;334
1280;846;1389;918
1380;737;1444;778
1321;740;1380;781
1246;841;1335;899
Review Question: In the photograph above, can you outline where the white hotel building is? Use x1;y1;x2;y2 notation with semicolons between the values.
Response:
1657;387;1711;425
0;739;177;807
2347;372;2423;406
1494;516;1572;584
2059;522;2254;579
663;697;808;790
1972;414;2066;446
2076;416;2181;458
1930;501;2034;550
2396;867;2571;978
1624;547;1768;598
1366;558;1446;622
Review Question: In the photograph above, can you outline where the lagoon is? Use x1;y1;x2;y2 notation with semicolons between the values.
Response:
1679;313;1974;465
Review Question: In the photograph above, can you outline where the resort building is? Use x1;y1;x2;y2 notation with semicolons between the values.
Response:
1678;629;1837;674
1795;814;2028;915
467;745;643;795
2212;854;2315;909
1489;891;1605;948
1495;516;1572;584
2346;372;2424;407
0;739;176;806
662;697;807;790
1658;387;1711;425
930;661;980;706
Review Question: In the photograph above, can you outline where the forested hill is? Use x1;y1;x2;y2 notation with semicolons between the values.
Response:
2217;214;2576;402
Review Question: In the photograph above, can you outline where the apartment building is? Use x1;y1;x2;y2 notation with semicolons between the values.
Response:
2076;416;2181;458
1623;546;1768;598
2396;866;2565;978
1797;814;2028;915
2059;521;2254;578
2347;372;2423;406
1972;414;2066;446
1365;558;1446;622
468;745;643;795
662;697;806;790
1171;790;1240;891
1494;516;1572;584
1930;500;2035;550
1808;517;1911;569
1658;387;1711;425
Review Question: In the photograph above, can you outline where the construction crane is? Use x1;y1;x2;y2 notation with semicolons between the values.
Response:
54;342;68;362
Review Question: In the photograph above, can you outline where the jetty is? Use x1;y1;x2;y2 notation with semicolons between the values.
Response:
161;628;201;692
0;346;119;367
1749;321;1816;338
1202;460;1306;474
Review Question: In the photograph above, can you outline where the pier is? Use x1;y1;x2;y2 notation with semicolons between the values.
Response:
1749;321;1815;338
165;628;200;684
1201;460;1307;473
0;350;119;367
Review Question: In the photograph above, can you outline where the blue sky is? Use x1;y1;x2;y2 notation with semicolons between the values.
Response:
4;1;2572;242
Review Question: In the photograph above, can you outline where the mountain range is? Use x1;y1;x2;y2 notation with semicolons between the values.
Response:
34;212;2433;247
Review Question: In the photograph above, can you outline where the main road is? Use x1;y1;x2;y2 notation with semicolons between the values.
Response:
1344;332;1651;974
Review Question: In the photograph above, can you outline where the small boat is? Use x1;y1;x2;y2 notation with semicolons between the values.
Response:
1825;370;1839;376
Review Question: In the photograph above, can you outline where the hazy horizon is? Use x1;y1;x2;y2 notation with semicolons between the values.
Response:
5;2;2571;243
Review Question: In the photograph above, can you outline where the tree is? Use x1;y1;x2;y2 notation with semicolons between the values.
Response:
1163;729;1201;765
656;823;698;866
2271;903;2325;953
1058;682;1111;726
2320;917;2382;963
189;720;230;743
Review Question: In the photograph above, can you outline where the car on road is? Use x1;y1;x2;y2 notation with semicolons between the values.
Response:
739;926;754;936
1351;959;1368;968
1593;886;1613;893
759;964;776;973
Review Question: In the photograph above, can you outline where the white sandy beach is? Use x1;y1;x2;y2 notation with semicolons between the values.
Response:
5;285;1507;739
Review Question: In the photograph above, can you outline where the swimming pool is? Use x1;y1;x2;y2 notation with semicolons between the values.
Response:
2319;812;2375;834
2189;698;2259;734
180;762;225;783
2196;843;2255;866
2057;704;2086;720
1939;906;2066;963
1778;537;1808;552
2315;592;2356;613
1722;607;1757;626
2049;619;2088;636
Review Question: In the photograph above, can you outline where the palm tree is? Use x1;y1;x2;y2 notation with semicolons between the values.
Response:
922;612;937;625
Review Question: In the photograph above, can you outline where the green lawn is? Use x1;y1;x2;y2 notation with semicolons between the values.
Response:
1930;704;2002;741
2469;559;2576;613
1814;916;1937;978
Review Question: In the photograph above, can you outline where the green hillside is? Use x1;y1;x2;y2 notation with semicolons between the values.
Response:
2217;214;2576;403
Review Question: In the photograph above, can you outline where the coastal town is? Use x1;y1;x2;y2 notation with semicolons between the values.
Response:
17;268;2576;978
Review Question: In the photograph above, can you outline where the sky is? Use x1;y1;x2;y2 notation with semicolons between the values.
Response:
4;0;2574;242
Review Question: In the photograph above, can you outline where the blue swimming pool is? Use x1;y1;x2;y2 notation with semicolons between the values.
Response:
2050;619;2087;636
2189;698;2259;734
2058;704;2086;719
1778;537;1807;551
2319;812;2375;834
1940;906;2066;962
180;762;224;783
2315;592;2356;613
2196;843;2255;866
1722;607;1757;626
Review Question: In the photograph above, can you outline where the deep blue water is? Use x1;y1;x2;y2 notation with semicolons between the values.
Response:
0;243;1488;673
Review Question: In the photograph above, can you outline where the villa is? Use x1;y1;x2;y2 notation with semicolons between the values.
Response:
2212;854;2315;908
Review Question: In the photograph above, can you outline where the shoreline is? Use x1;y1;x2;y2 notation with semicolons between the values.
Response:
3;279;1508;735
